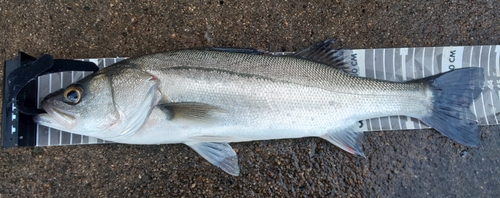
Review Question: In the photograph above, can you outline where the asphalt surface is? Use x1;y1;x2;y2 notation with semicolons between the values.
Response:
1;0;499;197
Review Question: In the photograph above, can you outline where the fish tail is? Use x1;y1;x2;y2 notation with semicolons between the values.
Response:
418;67;484;146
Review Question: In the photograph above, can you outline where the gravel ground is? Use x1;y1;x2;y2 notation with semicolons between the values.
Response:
0;0;499;197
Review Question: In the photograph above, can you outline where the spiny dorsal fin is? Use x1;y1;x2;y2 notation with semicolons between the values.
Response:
158;102;227;123
201;39;358;75
294;39;359;76
202;47;295;56
203;47;264;55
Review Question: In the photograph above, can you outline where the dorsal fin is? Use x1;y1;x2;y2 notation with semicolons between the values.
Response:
203;47;265;55
294;39;358;76
200;39;358;75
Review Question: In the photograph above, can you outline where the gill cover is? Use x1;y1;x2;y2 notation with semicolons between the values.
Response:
100;67;160;140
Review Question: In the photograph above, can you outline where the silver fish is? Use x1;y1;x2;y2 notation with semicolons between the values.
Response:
34;40;485;176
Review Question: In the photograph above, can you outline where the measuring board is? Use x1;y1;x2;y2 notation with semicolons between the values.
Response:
11;45;500;147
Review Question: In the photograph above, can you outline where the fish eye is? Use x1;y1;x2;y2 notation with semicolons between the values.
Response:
63;85;83;104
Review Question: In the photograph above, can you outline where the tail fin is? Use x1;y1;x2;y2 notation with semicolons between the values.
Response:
418;67;484;147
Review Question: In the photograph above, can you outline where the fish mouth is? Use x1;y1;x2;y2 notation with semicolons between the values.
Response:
35;102;77;130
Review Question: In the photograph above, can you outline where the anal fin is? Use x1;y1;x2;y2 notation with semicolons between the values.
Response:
185;142;240;176
321;126;366;157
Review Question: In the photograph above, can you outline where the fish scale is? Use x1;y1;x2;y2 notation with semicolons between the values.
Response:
135;50;424;94
139;50;432;122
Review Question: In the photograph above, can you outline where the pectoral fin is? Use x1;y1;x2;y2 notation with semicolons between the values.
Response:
321;126;366;157
185;142;240;176
158;102;227;123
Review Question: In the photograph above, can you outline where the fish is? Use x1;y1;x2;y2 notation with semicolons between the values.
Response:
34;39;485;176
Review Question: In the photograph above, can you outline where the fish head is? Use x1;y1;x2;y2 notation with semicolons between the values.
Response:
34;66;160;139
35;73;121;135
